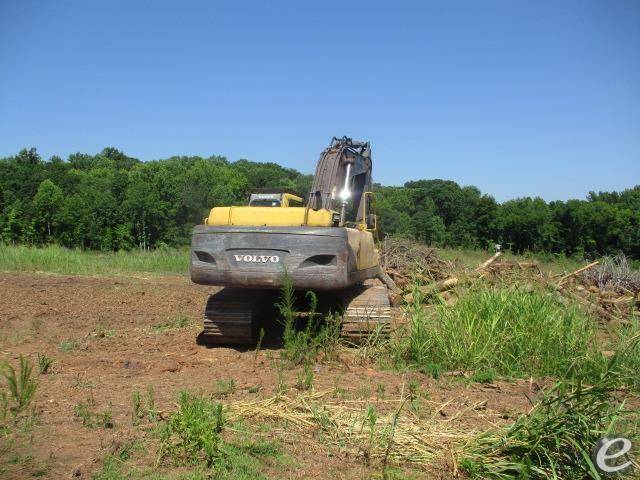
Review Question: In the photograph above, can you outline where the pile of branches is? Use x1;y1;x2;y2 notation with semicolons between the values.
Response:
379;236;452;287
581;254;640;295
553;255;640;325
379;236;639;324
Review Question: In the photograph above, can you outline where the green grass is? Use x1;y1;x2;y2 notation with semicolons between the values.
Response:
152;315;191;333
0;243;588;278
396;284;607;381
612;319;640;390
0;244;189;276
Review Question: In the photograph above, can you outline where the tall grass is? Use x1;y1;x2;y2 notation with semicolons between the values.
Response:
397;285;605;380
0;244;189;276
460;346;640;479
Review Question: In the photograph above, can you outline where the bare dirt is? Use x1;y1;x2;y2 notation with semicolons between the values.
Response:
0;273;542;479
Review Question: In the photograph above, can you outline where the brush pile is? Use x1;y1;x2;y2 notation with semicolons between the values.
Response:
380;237;640;324
559;255;640;325
379;236;452;289
581;254;640;294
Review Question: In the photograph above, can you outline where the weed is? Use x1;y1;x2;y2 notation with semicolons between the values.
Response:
254;328;265;362
153;315;190;333
99;405;115;428
354;321;389;365
146;385;158;422
470;369;496;384
419;362;442;379
363;405;378;463
277;274;302;363
158;391;224;466
248;386;260;394
295;365;314;391
131;390;142;426
1;452;54;478
74;397;114;428
407;380;419;401
613;320;640;390
332;377;348;399
318;312;342;362
1;356;37;415
30;318;43;333
355;384;372;399
58;339;80;352
311;405;332;432
36;353;53;374
93;320;115;339
0;392;7;424
273;357;287;398
376;383;386;401
212;379;236;399
74;398;95;427
72;375;95;389
381;392;408;478
132;386;157;425
277;277;340;367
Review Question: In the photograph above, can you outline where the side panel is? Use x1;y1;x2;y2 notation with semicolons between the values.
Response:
346;228;379;270
205;206;334;227
191;226;364;290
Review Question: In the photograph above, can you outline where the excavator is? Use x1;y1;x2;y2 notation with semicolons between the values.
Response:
190;137;393;344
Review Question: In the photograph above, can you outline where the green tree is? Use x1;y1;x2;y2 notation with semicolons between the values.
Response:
32;179;64;241
497;198;558;253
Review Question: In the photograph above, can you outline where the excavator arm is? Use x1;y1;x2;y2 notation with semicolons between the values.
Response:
307;136;373;225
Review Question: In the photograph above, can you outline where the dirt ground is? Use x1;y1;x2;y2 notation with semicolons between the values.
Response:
0;273;542;479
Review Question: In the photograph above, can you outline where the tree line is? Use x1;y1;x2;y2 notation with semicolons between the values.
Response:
1;147;638;259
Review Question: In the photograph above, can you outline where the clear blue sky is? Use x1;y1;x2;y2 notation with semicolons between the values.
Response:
1;0;638;202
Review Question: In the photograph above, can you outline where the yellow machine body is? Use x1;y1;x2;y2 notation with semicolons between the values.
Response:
205;206;335;227
203;190;379;271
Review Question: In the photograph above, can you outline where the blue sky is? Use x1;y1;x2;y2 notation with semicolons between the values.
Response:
1;0;638;202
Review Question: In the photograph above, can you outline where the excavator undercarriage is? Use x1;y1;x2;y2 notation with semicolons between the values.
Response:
199;282;392;345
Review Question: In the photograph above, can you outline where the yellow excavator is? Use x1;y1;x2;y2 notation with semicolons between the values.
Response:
190;136;392;344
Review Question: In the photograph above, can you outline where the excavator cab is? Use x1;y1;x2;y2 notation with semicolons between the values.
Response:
248;190;305;208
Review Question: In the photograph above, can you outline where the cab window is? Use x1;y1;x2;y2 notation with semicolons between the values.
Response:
250;199;281;207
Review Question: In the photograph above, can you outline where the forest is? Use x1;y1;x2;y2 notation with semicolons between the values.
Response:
1;147;638;259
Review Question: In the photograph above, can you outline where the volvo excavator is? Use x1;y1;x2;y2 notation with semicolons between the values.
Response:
190;137;393;344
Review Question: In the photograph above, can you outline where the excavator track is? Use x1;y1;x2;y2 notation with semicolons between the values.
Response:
340;284;391;343
201;288;261;345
